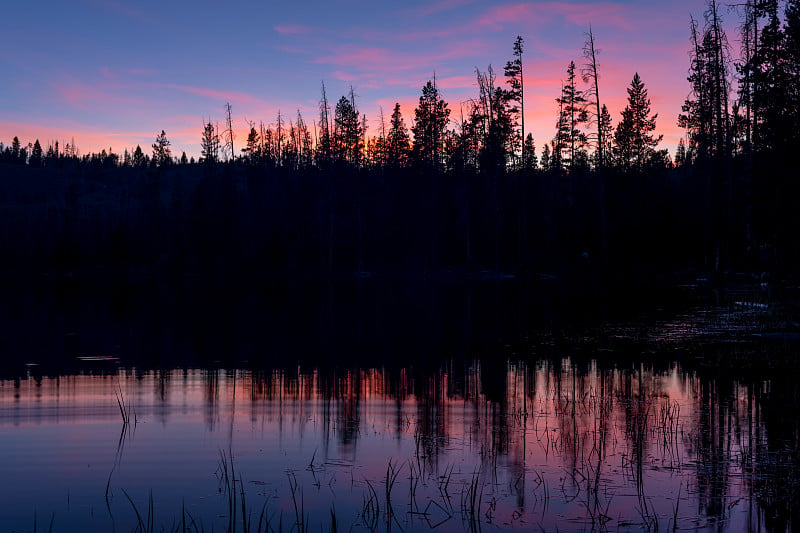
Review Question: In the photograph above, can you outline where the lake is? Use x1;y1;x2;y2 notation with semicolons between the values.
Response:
1;279;798;532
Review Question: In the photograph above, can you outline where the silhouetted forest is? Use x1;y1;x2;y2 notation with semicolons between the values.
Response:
1;0;798;286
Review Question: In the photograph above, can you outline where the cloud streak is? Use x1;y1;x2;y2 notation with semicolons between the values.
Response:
274;24;318;35
401;0;479;18
478;2;631;31
155;84;268;108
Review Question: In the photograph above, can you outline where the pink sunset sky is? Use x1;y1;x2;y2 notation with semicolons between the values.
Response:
0;0;741;159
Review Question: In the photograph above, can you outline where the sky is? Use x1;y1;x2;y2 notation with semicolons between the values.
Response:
0;0;732;159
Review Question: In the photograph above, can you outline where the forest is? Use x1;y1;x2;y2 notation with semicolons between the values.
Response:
1;0;798;287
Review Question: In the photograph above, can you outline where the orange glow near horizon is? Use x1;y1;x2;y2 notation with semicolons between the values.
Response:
0;0;712;160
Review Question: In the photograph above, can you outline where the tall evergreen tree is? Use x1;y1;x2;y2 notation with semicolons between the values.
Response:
504;36;525;169
597;104;613;168
472;67;515;172
613;73;662;172
152;130;172;167
29;140;43;167
554;61;589;173
523;133;537;172
242;126;260;164
201;122;220;165
679;16;712;161
386;103;410;169
294;110;313;169
674;138;688;167
411;79;450;170
746;0;797;154
132;145;146;167
541;142;551;171
11;136;21;164
333;90;364;166
681;1;731;162
786;0;800;149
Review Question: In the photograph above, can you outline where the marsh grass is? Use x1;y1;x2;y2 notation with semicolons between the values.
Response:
31;511;55;533
122;488;154;533
114;385;137;426
31;356;785;532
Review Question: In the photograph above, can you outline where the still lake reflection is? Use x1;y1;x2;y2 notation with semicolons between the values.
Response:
2;353;798;532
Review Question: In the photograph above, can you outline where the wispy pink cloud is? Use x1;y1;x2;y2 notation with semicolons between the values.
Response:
55;85;106;109
274;24;318;35
402;0;478;18
126;68;159;76
478;2;631;31
314;38;491;79
83;0;151;25
52;79;145;111
52;76;289;121
272;45;309;55
432;75;475;90
316;46;409;70
155;84;267;107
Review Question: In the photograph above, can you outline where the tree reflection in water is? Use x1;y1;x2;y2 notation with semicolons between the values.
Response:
2;352;800;532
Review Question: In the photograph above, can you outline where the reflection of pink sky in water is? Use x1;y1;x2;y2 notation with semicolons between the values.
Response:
0;362;776;531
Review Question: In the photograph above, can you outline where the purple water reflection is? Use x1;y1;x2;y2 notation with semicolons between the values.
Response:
0;361;791;532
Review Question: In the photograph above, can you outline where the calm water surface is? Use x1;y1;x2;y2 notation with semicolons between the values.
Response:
1;281;798;532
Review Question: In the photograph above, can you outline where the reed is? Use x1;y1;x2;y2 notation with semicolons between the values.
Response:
31;511;55;533
287;470;308;533
461;471;483;531
115;388;129;425
122;488;154;533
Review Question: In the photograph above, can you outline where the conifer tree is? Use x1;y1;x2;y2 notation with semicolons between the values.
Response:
386;103;410;169
504;36;525;168
412;79;450;170
201;122;220;165
242;126;260;164
295;110;313;169
11;136;21;164
541;143;551;171
596;104;613;168
613;73;662;172
675;138;688;167
554;61;589;172
786;0;800;149
523;133;537;171
471;67;514;172
680;1;731;162
151;130;172;167
333;90;364;166
132;145;146;167
29;139;43;167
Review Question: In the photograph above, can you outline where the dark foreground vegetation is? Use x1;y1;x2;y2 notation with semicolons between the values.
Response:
1;0;799;287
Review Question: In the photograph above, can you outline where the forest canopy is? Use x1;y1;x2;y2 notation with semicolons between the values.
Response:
1;0;798;283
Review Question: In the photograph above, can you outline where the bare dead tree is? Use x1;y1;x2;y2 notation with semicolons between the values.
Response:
582;26;603;169
223;102;235;161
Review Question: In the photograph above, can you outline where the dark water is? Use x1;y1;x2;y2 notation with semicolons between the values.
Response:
1;280;799;532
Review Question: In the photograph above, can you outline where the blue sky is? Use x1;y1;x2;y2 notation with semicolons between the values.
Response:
0;0;726;158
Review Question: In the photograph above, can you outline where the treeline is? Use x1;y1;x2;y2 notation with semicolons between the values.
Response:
1;0;798;284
